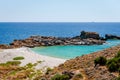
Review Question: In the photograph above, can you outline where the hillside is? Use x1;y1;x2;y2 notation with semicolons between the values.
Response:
44;45;120;80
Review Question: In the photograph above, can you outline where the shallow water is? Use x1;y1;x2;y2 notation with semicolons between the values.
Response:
31;40;120;59
1;22;120;59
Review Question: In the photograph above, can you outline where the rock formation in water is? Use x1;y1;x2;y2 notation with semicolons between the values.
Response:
80;31;100;39
105;34;120;40
2;31;120;49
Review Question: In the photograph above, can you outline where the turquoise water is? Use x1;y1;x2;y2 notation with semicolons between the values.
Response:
1;22;120;59
31;40;120;59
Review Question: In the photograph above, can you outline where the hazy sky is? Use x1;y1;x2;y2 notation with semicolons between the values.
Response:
0;0;120;22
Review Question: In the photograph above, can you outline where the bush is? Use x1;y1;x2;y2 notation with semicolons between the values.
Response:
0;61;21;66
107;62;118;72
13;56;24;60
118;68;120;74
51;74;70;80
106;58;118;66
6;61;21;66
94;51;120;73
75;73;83;78
46;67;53;74
106;57;120;72
115;76;120;80
94;56;107;66
115;51;120;58
26;63;34;68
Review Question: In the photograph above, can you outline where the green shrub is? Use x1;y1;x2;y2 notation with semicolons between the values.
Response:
107;62;118;72
118;68;120;74
115;51;120;58
6;61;21;66
37;60;42;63
106;58;118;66
51;74;70;80
46;67;53;74
94;51;120;73
0;61;21;66
94;56;107;66
106;57;120;72
115;76;120;80
13;56;24;60
26;63;34;68
75;73;83;78
0;63;9;66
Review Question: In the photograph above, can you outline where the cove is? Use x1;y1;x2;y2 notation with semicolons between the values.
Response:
31;40;120;59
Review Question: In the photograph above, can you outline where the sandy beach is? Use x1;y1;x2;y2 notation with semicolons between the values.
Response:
0;47;66;69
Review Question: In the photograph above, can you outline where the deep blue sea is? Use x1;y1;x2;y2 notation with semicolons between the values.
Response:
0;22;120;59
0;22;120;44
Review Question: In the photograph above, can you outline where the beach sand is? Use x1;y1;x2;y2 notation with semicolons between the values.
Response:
0;47;66;69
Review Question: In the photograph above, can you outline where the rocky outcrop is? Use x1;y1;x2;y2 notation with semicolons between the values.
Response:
8;35;105;48
105;34;120;40
0;31;111;49
1;31;120;49
80;31;100;39
0;44;11;49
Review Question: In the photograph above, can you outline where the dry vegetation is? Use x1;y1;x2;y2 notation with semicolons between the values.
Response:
43;45;120;80
0;57;43;80
0;45;120;80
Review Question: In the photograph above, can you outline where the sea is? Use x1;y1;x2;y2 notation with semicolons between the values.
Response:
0;22;120;59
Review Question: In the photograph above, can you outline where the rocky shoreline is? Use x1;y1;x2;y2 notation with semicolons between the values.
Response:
0;31;120;49
0;31;120;80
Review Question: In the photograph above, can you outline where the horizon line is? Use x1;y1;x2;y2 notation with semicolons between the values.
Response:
0;21;120;23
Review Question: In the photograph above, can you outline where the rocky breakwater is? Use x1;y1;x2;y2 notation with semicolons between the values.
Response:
0;31;105;49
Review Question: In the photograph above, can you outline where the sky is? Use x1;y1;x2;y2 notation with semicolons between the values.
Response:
0;0;120;22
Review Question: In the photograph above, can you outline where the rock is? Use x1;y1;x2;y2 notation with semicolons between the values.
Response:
25;45;35;48
74;41;85;45
80;31;100;39
54;40;63;45
72;36;81;39
105;34;120;40
0;31;107;49
0;44;10;49
62;71;74;79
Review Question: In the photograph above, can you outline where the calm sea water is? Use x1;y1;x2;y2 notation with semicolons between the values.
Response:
0;22;120;59
0;22;120;44
31;40;120;59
